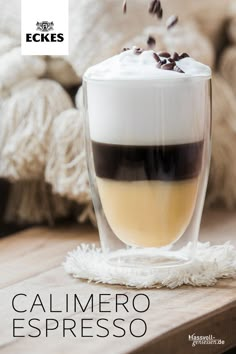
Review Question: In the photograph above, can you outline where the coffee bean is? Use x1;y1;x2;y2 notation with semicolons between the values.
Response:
174;65;184;73
159;51;170;58
149;0;163;20
147;35;156;48
153;0;161;14
161;59;167;64
172;52;179;61
166;15;178;30
153;52;161;62
149;0;160;14
179;52;190;59
149;0;157;13
162;62;175;70
157;7;163;19
134;47;143;55
168;58;175;63
123;0;127;14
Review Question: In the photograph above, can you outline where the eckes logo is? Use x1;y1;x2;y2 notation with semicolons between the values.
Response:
21;0;69;55
26;21;64;43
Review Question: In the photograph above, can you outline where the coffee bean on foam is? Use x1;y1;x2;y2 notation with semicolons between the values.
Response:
158;51;171;58
153;52;161;62
174;65;184;73
134;47;143;55
180;52;190;59
162;62;175;70
172;52;180;61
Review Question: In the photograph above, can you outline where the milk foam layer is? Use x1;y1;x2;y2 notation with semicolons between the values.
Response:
84;50;211;145
85;49;211;80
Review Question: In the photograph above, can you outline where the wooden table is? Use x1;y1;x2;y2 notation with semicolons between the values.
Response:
0;209;235;354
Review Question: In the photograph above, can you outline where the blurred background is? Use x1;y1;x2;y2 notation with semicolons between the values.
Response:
0;0;236;235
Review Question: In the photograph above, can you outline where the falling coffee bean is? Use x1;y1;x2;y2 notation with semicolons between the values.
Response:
147;35;156;48
149;0;161;14
149;0;157;13
123;0;127;14
154;1;161;14
166;15;178;30
157;7;163;19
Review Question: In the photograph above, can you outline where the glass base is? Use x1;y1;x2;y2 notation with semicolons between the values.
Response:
106;247;192;269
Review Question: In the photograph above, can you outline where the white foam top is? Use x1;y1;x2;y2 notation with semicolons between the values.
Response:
84;49;211;80
84;49;211;146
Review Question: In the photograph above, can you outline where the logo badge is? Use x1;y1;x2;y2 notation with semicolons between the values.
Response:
21;0;69;55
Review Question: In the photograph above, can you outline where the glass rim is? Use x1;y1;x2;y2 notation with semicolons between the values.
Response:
83;73;212;84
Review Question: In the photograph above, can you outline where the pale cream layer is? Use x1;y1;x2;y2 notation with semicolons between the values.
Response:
97;178;199;247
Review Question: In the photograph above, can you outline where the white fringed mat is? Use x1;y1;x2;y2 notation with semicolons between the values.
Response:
64;242;236;289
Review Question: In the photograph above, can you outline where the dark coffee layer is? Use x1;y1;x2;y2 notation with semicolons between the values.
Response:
92;140;204;181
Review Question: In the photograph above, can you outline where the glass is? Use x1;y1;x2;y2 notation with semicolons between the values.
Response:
83;74;211;269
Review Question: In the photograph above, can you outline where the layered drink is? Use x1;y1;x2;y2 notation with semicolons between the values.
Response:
84;49;211;248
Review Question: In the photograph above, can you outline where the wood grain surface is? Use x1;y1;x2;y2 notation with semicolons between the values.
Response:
0;210;235;354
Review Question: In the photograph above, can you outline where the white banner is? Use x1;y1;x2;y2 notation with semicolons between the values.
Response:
21;0;69;55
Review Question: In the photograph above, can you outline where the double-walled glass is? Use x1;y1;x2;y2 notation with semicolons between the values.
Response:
83;74;211;269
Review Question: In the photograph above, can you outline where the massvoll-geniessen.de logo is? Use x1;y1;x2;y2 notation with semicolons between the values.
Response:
21;0;68;55
26;21;64;43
